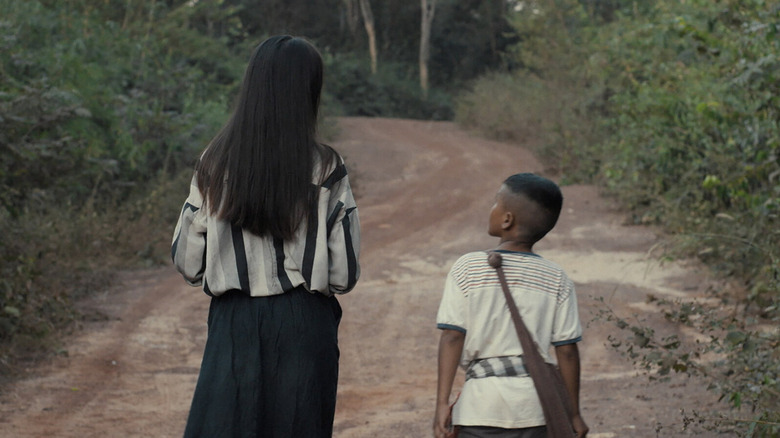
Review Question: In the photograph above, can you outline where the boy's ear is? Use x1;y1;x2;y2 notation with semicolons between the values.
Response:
501;212;514;230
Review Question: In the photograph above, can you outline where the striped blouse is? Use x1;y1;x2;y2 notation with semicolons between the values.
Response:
171;156;360;297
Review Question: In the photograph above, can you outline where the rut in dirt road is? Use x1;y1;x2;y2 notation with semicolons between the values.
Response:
0;118;728;438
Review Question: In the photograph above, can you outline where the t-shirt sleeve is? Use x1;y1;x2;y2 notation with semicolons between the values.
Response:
551;274;583;345
436;267;468;334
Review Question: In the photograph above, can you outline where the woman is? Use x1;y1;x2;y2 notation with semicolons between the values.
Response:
171;35;360;437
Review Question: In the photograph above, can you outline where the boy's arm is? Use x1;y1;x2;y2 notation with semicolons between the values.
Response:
555;343;589;437
433;329;465;438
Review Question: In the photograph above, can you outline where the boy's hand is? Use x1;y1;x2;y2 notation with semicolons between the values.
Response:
555;343;587;437
572;413;589;437
433;402;455;438
434;329;464;438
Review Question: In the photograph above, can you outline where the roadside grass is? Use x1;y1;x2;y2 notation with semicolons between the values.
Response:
0;171;190;383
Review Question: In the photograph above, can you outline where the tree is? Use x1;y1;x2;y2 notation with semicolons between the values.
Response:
419;0;436;97
225;0;347;49
343;0;360;35
430;0;517;88
358;0;378;74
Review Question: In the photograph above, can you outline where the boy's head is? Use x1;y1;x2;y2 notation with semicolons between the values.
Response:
488;173;563;244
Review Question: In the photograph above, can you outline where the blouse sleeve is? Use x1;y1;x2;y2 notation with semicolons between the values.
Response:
171;174;208;286
324;161;361;294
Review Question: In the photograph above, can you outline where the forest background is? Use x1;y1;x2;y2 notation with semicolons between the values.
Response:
0;0;777;435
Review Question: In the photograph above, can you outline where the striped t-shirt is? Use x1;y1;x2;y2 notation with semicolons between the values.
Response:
436;250;582;428
171;156;360;297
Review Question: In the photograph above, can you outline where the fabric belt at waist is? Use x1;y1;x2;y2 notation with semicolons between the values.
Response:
465;355;528;380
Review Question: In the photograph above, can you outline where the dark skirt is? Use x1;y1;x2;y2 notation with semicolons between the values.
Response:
183;287;342;438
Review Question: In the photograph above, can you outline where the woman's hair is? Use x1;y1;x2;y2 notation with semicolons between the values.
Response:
196;35;335;240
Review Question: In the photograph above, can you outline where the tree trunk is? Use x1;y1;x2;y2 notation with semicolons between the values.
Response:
419;0;436;98
343;0;360;35
358;0;378;74
487;0;498;61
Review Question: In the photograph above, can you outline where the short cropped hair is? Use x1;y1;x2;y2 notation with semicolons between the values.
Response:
503;173;563;243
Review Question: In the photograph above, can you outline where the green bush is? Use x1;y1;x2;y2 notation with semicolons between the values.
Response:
0;0;240;213
455;72;546;141
455;70;604;180
0;0;240;371
595;0;779;305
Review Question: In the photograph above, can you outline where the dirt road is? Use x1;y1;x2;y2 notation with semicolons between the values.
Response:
0;118;730;437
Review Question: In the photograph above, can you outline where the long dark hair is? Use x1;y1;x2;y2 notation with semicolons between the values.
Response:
196;36;335;240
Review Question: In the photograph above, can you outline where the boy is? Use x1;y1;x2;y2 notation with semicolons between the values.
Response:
434;173;588;438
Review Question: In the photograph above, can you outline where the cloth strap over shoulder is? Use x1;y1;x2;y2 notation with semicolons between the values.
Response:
488;251;575;438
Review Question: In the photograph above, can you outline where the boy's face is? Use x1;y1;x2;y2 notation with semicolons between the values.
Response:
488;186;509;237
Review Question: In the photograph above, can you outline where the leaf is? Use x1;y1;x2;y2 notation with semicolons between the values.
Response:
646;351;661;363
3;306;20;317
725;330;747;345
633;332;651;348
74;108;92;118
663;339;681;350
729;391;742;408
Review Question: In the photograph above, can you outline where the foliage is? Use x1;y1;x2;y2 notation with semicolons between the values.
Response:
456;72;544;141
226;0;348;49
324;52;453;120
226;0;516;91
0;171;189;374
456;0;779;434
596;295;779;435
0;0;241;370
595;1;780;314
429;0;519;90
455;70;603;179
457;0;608;181
0;0;241;214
